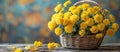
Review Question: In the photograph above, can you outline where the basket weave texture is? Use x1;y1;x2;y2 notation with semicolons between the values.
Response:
60;33;105;49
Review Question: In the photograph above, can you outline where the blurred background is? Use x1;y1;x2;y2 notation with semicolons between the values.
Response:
0;0;120;44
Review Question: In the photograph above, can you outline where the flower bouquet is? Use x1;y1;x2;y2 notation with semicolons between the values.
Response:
48;0;119;49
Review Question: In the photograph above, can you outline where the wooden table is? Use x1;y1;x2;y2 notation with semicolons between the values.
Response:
0;43;120;52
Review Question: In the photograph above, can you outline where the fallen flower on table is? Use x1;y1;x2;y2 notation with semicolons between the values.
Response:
14;48;23;52
48;42;60;50
34;41;43;47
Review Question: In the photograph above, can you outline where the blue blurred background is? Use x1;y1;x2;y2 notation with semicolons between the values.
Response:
0;0;120;44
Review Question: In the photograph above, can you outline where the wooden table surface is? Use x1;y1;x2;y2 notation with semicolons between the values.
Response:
0;43;120;52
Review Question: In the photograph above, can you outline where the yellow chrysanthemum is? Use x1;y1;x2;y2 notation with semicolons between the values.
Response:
66;20;75;26
63;18;69;25
71;9;80;15
90;26;98;33
34;41;43;47
103;19;110;26
86;18;94;26
76;5;82;10
54;4;62;12
97;23;105;31
69;6;76;12
15;48;22;52
80;22;87;30
55;27;62;36
48;21;56;30
112;23;119;31
51;14;57;21
63;0;71;7
55;16;63;25
82;3;90;10
87;7;94;14
93;6;100;11
109;14;115;23
65;25;73;33
106;29;115;36
70;15;79;23
48;42;60;50
64;12;72;19
81;11;89;21
96;33;103;39
94;14;103;23
79;30;86;37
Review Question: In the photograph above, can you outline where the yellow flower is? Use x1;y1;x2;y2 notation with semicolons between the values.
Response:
71;9;80;15
106;29;115;36
63;0;71;7
109;14;115;23
82;3;90;10
55;27;62;36
69;6;76;12
57;12;64;17
51;14;57;21
54;4;62;12
76;5;82;10
55;16;63;25
112;23;119;31
86;18;94;26
65;25;73;33
64;12;72;19
48;21;56;30
15;48;22;52
90;26;98;33
103;19;110;26
93;6;100;11
48;42;60;50
96;33;103;39
79;30;86;37
94;14;103;23
81;11;89;21
80;22;87;30
66;20;75;26
87;7;94;14
63;18;69;25
97;23;105;31
70;15;79;23
34;41;43;47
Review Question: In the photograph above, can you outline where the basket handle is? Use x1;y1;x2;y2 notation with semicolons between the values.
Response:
74;0;99;6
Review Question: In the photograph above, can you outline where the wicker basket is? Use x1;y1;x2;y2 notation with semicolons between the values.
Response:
60;34;105;49
60;0;106;49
